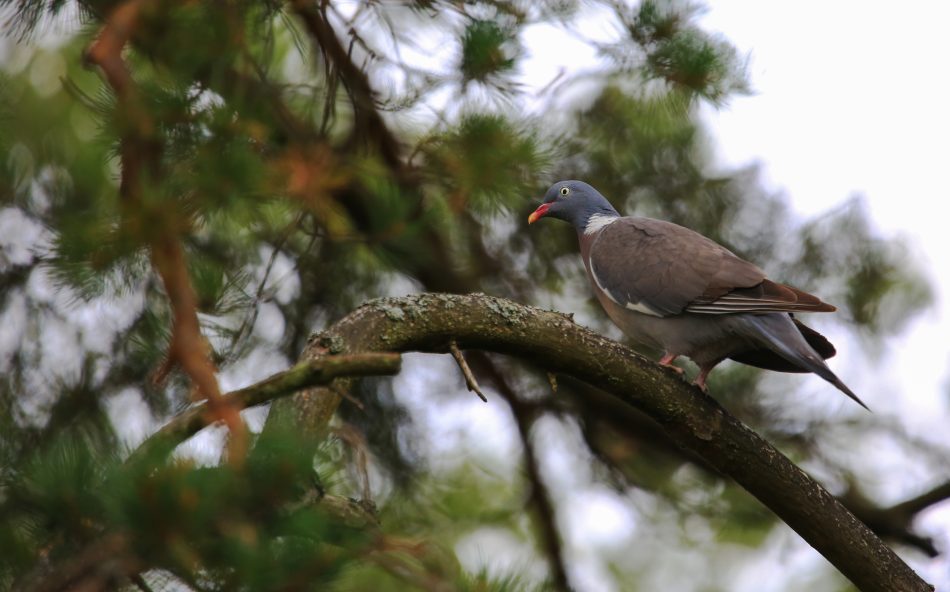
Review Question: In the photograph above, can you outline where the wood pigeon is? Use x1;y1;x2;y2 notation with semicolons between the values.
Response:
528;180;866;409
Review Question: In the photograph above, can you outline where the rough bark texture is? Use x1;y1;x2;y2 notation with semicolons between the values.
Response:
267;292;932;592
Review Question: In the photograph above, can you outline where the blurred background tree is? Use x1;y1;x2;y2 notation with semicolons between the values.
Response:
0;0;942;590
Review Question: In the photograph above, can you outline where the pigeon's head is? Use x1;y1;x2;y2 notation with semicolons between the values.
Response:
528;180;619;230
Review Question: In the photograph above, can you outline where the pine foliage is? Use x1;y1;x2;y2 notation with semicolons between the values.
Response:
0;1;934;590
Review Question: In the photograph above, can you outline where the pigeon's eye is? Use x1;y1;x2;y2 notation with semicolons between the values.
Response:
560;187;570;196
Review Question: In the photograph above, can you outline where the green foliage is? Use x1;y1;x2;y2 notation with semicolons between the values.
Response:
797;199;932;333
1;426;374;591
460;19;519;86
627;1;749;102
0;0;935;590
424;113;545;214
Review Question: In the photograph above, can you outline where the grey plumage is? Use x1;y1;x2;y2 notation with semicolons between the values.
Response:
528;180;867;409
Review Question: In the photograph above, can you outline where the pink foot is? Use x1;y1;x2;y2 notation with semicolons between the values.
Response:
658;353;684;375
692;368;712;393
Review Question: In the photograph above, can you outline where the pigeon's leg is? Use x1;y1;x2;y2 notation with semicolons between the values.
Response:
692;369;711;393
658;352;684;375
692;361;722;394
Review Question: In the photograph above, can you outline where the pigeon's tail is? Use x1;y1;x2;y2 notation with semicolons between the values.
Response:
737;314;869;410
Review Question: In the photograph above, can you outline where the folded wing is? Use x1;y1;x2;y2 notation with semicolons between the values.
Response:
588;217;836;316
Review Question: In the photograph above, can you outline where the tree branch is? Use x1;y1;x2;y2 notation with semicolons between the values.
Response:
891;480;950;518
563;375;946;557
844;480;950;558
290;0;403;169
132;353;401;461
465;352;572;590
504;385;572;591
268;293;932;592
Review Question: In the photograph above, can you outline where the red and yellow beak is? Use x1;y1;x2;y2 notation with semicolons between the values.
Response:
528;203;551;224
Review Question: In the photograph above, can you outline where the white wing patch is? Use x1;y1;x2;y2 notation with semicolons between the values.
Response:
584;214;619;236
625;301;662;316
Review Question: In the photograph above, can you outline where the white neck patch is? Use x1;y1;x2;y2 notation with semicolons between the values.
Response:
584;213;619;236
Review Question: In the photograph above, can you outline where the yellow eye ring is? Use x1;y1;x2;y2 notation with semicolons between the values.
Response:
560;187;570;196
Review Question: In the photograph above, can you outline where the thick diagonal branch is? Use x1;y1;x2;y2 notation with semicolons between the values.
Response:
268;293;932;592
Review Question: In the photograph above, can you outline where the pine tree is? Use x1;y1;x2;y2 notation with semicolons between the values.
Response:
0;1;938;590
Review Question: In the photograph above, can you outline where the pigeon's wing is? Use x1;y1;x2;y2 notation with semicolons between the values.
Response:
588;217;835;316
587;217;763;316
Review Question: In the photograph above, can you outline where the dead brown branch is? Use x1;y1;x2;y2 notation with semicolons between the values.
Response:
85;0;246;462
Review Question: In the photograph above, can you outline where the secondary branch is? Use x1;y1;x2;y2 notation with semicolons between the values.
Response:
132;353;401;461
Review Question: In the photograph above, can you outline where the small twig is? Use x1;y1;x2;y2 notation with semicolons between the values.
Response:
890;480;950;518
331;383;365;411
227;214;305;362
448;339;487;402
148;349;175;387
290;0;403;170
